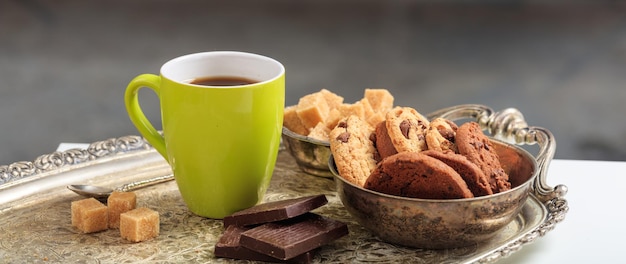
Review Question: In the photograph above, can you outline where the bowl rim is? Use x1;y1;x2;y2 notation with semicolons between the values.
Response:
329;137;538;203
282;126;331;147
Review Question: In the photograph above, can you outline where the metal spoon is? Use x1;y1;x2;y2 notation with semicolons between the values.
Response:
67;174;175;199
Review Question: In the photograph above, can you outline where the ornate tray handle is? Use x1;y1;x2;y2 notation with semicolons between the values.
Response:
427;104;568;203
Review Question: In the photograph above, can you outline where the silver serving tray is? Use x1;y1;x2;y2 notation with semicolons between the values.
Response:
0;135;568;263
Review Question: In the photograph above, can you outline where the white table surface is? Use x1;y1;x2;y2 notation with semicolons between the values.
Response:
54;144;625;263
499;159;626;264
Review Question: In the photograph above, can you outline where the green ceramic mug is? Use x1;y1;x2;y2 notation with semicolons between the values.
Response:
124;51;285;218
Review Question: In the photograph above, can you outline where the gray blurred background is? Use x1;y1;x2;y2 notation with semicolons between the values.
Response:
1;0;625;165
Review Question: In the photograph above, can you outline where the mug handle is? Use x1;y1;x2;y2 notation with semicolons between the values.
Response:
426;104;568;203
124;74;168;159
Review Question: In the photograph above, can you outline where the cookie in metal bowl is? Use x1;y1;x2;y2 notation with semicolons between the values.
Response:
330;105;567;249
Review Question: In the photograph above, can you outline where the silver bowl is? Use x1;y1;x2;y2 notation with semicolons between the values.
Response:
330;104;567;249
282;127;332;178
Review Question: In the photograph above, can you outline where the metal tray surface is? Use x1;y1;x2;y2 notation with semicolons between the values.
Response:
0;135;568;263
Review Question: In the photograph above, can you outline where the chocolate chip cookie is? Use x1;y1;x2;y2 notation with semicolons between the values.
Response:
364;152;474;199
425;118;458;153
456;122;511;193
374;107;429;160
421;150;493;197
330;115;379;187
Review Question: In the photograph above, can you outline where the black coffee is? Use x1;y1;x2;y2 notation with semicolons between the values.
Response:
189;76;259;86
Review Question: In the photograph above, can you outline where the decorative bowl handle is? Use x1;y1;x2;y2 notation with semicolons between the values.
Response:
427;104;568;203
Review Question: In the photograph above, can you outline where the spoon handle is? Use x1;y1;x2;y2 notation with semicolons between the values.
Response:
114;174;175;192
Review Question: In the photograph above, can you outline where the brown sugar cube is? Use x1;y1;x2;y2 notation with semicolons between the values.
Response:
308;122;330;141
283;106;309;135
319;88;344;109
338;102;366;120
359;98;375;118
366;112;386;128
296;92;330;130
107;191;137;229
364;88;394;113
120;207;160;242
71;198;108;233
324;108;343;130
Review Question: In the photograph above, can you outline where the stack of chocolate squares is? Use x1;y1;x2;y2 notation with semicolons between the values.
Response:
214;195;348;263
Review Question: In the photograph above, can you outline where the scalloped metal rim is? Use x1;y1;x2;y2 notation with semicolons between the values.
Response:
0;135;150;185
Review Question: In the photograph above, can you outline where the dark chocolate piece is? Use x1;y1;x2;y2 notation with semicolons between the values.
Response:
223;195;328;227
239;213;348;260
214;225;315;263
